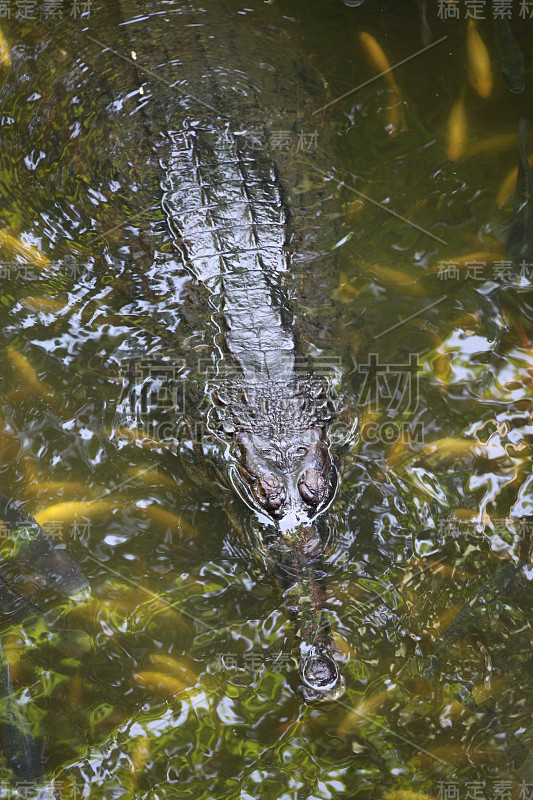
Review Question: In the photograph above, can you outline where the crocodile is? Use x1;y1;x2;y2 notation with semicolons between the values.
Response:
40;0;349;700
114;0;347;699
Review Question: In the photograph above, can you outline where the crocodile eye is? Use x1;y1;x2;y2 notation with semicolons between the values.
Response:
258;448;276;461
291;447;308;459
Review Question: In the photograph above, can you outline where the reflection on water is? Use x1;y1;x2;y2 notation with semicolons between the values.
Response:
0;0;531;797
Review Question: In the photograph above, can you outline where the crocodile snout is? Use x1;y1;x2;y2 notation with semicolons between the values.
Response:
234;430;337;523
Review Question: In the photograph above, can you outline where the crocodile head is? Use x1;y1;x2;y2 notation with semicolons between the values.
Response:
232;427;337;526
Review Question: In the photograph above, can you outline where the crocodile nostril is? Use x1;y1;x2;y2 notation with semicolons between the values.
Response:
252;474;286;511
298;467;327;506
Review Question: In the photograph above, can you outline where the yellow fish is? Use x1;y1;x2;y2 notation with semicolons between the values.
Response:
34;500;120;527
20;296;68;315
415;327;452;384
5;347;62;414
447;93;467;161
130;737;150;783
359;32;399;91
419;438;483;464
434;603;464;633
332;271;360;302
497;153;533;206
67;590;189;633
2;635;23;685
0;26;9;68
442;310;481;333
25;481;89;498
135;505;196;537
450;507;479;522
384;435;414;471
432;351;452;384
125;466;181;493
385;86;404;137
466;132;517;159
467;19;493;98
359;32;404;136
7;347;44;392
383;792;441;800
361;263;425;296
0;230;49;269
428;250;502;274
115;588;191;632
134;671;189;699
337;687;394;736
470;675;507;706
149;654;198;685
331;631;357;662
344;197;366;222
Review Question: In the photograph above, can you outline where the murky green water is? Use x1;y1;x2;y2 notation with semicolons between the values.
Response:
0;0;532;798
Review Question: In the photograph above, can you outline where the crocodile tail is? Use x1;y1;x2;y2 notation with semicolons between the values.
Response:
278;526;345;701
